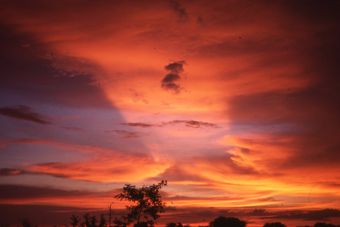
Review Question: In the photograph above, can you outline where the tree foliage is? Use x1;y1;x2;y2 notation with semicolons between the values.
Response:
70;215;80;227
263;222;286;227
209;216;246;227
115;180;167;225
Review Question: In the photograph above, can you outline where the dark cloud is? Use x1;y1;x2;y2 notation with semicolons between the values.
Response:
161;61;185;93
122;120;218;129
162;73;181;83
106;129;140;139
169;0;188;22
165;120;218;128
0;105;51;124
165;61;185;74
122;122;156;128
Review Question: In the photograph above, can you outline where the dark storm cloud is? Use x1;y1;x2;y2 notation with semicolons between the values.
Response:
161;61;185;93
0;25;112;108
0;105;51;124
169;0;188;21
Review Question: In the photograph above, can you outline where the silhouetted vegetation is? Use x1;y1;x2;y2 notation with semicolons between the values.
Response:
70;215;80;227
209;216;246;227
114;180;167;227
20;219;32;227
263;222;286;227
314;223;340;227
166;223;184;227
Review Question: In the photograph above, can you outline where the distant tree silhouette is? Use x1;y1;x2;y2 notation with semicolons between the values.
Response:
166;223;184;227
314;223;339;227
134;222;149;227
82;213;91;227
209;216;246;227
166;223;177;227
113;217;127;227
90;215;97;227
263;222;286;227
115;180;167;226
20;219;32;227
70;215;80;227
99;214;106;227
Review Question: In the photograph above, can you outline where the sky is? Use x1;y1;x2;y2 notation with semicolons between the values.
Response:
0;0;340;226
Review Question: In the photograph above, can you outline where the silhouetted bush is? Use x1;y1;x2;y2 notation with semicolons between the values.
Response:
314;223;339;227
20;219;32;227
263;222;286;227
166;223;184;227
209;216;246;227
70;215;80;227
134;222;149;227
113;218;126;227
99;214;106;227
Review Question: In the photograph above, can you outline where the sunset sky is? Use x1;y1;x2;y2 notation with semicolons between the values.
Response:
0;0;340;226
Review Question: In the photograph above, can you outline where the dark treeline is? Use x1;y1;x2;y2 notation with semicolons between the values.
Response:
12;214;340;227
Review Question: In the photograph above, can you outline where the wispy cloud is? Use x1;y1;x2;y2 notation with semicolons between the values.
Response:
122;120;218;128
0;105;50;124
106;129;141;139
169;0;188;22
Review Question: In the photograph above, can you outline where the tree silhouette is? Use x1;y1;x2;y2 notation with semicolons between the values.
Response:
113;217;127;227
314;223;339;227
99;214;106;227
166;223;184;227
20;219;32;227
209;216;246;227
263;222;286;227
70;215;80;227
115;180;167;226
90;215;97;227
82;213;90;227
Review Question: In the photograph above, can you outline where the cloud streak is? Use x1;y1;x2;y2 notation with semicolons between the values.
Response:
122;120;218;128
0;105;50;124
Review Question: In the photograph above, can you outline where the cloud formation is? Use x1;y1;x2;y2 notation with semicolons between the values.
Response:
0;105;50;124
161;61;185;93
165;120;218;128
169;0;188;22
107;129;140;139
122;120;218;128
